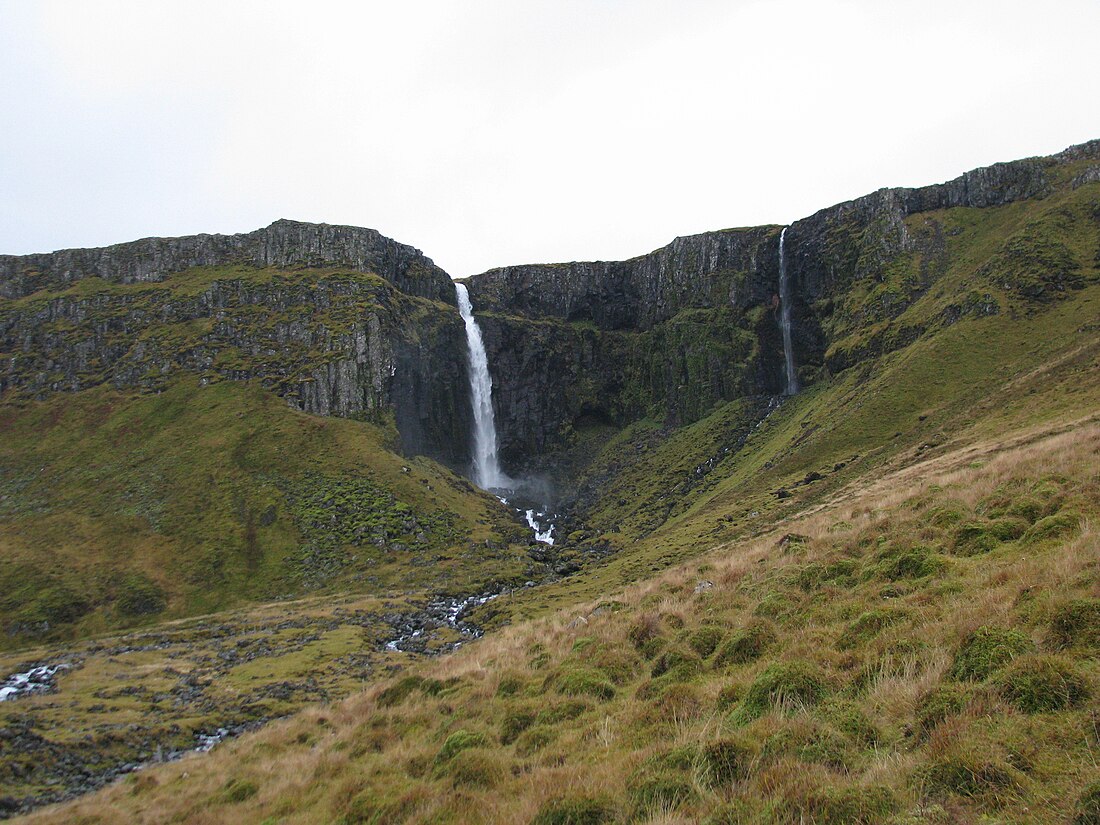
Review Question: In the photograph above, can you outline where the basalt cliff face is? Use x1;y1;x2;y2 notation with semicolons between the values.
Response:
462;139;1100;471
2;142;1099;478
0;220;472;468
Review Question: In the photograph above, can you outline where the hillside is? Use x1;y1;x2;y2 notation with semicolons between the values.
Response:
1;141;1099;822
17;416;1099;824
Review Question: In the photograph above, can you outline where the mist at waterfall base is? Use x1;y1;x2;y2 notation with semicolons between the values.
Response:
455;282;559;545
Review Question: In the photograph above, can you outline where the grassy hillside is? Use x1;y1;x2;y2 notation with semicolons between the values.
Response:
20;416;1097;824
488;177;1100;624
0;378;533;647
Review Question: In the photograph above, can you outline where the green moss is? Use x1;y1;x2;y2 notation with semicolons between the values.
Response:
919;751;1020;800
440;748;505;788
915;685;970;736
435;729;487;763
1023;511;1082;543
735;661;830;721
837;609;903;650
377;676;425;708
1074;780;1100;825
650;647;703;680
216;777;259;804
1048;598;1100;650
713;620;777;666
804;785;898;825
688;625;724;658
531;796;617;825
627;771;696;811
701;738;754;784
515;725;557;757
877;546;946;581
949;626;1035;681
500;710;536;745
994;654;1089;712
548;667;616;700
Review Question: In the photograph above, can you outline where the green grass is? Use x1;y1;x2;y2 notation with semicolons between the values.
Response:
0;378;530;646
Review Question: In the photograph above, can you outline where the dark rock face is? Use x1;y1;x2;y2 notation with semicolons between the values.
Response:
0;241;472;470
3;141;1098;478
467;226;778;330
0;219;456;305
462;140;1100;470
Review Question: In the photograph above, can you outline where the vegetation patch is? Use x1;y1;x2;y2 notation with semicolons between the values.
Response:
949;626;1035;681
735;661;830;721
994;654;1090;712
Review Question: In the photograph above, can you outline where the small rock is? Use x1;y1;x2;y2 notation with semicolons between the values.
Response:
566;616;588;629
693;580;714;594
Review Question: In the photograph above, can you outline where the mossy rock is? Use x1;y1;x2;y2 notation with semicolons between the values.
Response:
1022;511;1082;544
435;729;488;763
949;626;1035;681
688;625;724;658
994;654;1089;713
837;609;903;650
713;620;777;667
915;684;970;737
1073;779;1100;825
735;661;830;721
531;796;617;825
1048;598;1100;650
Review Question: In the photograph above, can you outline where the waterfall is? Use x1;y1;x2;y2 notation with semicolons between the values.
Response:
455;282;508;490
777;227;799;395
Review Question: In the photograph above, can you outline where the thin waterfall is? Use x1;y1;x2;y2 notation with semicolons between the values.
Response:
455;282;508;490
778;227;799;395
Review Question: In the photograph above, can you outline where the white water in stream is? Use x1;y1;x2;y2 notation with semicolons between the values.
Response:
456;283;509;490
778;227;799;395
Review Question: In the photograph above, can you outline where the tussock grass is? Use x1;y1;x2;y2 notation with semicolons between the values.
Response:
18;419;1100;824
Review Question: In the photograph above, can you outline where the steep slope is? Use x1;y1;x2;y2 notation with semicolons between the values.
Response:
3;141;1099;823
19;416;1098;825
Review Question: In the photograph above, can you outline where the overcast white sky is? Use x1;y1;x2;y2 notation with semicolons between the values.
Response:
2;1;1099;276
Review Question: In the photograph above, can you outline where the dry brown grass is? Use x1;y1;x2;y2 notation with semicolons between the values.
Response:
17;419;1100;824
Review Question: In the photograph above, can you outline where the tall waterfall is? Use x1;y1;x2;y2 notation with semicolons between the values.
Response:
455;282;508;490
777;227;799;395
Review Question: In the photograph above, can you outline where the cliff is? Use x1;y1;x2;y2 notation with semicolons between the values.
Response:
462;139;1100;470
0;225;471;469
0;218;456;305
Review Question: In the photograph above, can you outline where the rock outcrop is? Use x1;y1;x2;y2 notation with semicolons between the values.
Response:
0;226;471;469
0;219;456;305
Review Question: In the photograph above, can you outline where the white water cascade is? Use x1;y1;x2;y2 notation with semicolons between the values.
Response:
777;227;800;395
455;282;509;490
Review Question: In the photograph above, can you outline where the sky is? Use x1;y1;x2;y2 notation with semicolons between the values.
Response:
2;1;1099;277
